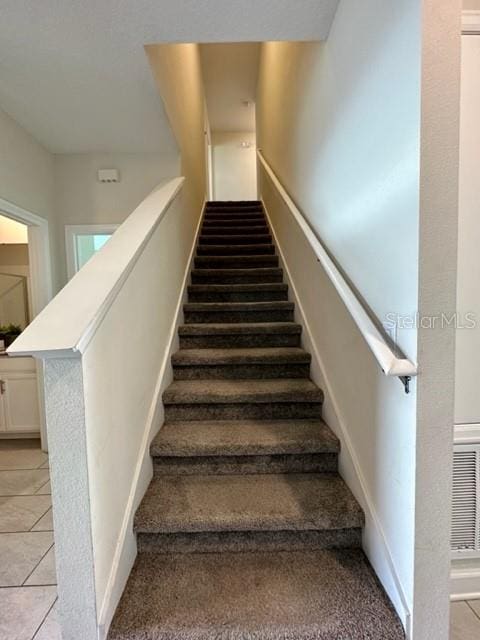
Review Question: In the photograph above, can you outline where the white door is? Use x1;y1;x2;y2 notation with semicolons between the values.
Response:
456;35;480;425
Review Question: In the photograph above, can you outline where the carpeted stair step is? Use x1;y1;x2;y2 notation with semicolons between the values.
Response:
207;200;262;206
183;301;294;323
204;212;266;221
178;322;302;348
151;419;339;475
191;267;283;284
108;549;404;640
203;217;266;226
198;233;272;245
201;225;270;236
134;473;364;536
163;378;323;421
206;201;262;211
196;243;275;256
187;283;288;302
194;254;278;269
171;347;310;379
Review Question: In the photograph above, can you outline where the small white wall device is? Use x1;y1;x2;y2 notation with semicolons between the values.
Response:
98;169;120;183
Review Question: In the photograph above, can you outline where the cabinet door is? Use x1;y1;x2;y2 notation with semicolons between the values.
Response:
3;373;40;432
0;393;6;432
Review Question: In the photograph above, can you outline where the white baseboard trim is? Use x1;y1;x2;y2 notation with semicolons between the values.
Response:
97;202;206;638
454;423;480;444
451;566;480;601
262;199;412;637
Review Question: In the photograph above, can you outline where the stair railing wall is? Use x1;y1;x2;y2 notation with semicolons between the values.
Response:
7;177;204;640
257;155;415;631
257;150;417;388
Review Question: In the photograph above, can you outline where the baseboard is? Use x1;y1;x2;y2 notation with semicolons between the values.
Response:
262;199;412;637
451;565;480;601
97;201;206;638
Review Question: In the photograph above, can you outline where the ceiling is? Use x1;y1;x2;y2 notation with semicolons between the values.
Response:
0;1;339;154
201;44;260;132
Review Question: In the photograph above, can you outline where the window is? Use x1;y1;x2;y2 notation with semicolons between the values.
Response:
65;225;118;279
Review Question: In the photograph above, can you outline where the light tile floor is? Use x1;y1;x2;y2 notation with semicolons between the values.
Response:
0;440;479;639
451;601;480;639
0;439;60;640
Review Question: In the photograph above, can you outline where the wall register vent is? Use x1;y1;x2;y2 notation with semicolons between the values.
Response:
452;444;480;558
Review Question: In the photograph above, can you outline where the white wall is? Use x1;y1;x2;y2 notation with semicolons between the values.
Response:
0;108;58;286
212;131;257;201
146;43;207;213
256;1;460;637
54;152;180;287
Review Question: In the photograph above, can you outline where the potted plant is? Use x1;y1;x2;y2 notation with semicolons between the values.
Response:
3;324;22;348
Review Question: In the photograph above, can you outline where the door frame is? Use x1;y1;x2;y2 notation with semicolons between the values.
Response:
0;197;53;450
0;197;53;318
463;10;480;34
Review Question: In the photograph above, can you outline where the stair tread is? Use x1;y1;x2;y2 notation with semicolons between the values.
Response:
188;283;287;292
199;234;271;241
184;301;293;311
163;378;323;405
196;244;274;254
172;347;310;366
135;473;363;533
151;419;339;457
179;322;302;335
192;267;282;275
195;254;277;261
109;549;403;640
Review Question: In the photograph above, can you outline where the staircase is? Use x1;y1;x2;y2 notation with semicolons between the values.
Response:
109;201;404;639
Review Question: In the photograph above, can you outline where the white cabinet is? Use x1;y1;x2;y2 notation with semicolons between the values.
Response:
0;356;40;435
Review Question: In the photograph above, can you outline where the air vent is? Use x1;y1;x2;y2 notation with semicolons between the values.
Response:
451;445;480;557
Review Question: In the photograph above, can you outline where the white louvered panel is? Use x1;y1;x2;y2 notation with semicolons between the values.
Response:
451;445;480;557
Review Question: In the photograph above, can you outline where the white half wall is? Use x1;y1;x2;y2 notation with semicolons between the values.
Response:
212;132;257;201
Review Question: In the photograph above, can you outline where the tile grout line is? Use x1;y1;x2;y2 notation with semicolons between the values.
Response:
31;595;58;640
467;601;480;623
35;477;51;495
21;540;55;587
29;505;53;532
0;584;56;589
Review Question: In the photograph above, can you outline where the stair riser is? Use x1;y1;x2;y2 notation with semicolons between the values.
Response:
179;334;302;349
188;290;288;302
194;257;279;269
183;309;294;323
153;453;337;476
136;528;361;554
203;214;265;221
191;271;283;284
201;226;270;236
164;402;323;421
173;362;311;380
199;235;272;245
206;206;263;213
203;217;266;225
196;244;275;256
